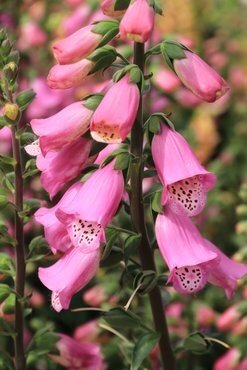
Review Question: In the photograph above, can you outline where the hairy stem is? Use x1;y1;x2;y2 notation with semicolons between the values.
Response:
130;42;176;370
6;89;26;369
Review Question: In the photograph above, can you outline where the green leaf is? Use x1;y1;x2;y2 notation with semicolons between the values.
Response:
0;284;11;303
0;116;10;128
0;155;16;166
147;115;160;134
82;93;104;110
100;246;123;268
88;45;117;74
114;152;130;170
103;307;141;330
151;190;162;213
0;253;14;276
0;194;8;209
16;89;36;111
131;332;161;370
124;234;141;264
101;229;119;261
183;332;211;355
28;236;50;256
1;172;15;194
162;40;186;60
2;293;15;314
115;0;131;11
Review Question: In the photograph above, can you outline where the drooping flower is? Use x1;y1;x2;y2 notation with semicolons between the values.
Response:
73;320;100;343
30;101;93;154
47;59;93;89
173;50;230;102
205;239;247;299
35;182;84;254
120;0;154;43
155;209;218;295
36;137;92;199
50;333;105;370
56;161;124;252
53;25;102;64
152;124;216;216
39;246;100;312
90;74;139;143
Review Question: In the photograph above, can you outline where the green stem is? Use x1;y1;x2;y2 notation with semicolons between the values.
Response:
130;42;176;370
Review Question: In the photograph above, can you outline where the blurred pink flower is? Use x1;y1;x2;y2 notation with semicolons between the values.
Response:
50;334;105;369
19;22;47;49
154;69;180;93
0;126;12;154
152;124;216;216
62;5;91;36
90;74;140;143
26;77;73;120
83;285;107;307
74;320;100;343
101;0;127;17
175;88;203;108
195;304;216;327
216;305;241;331
213;348;241;370
174;50;229;102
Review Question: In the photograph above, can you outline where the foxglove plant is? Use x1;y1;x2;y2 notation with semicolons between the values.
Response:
1;0;246;369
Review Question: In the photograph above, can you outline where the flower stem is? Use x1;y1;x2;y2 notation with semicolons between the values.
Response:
130;42;176;370
11;123;26;370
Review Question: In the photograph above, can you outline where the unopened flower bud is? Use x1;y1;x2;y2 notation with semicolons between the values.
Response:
3;62;18;81
3;103;20;122
1;39;12;56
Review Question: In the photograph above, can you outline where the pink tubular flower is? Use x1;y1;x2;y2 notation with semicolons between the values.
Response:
47;59;93;89
205;240;247;299
152;124;216;216
36;138;92;199
173;50;229;102
39;247;100;312
35;182;84;254
50;334;104;370
155;209;218;295
30;101;92;155
53;25;102;65
56;161;124;252
90;74;140;143
120;0;154;43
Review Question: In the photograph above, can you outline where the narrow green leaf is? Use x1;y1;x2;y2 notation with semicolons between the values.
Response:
124;234;141;264
114;152;130;170
131;332;161;370
103;307;141;330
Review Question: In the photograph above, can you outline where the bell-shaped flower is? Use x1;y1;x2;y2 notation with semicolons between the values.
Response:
38;246;100;311
173;50;229;103
90;74;139;143
50;333;105;369
35;182;84;254
30;101;93;155
53;24;102;64
47;58;93;89
56;161;124;253
120;0;154;43
155;209;218;295
213;348;241;370
152;124;216;216
36;137;92;199
205;240;247;299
